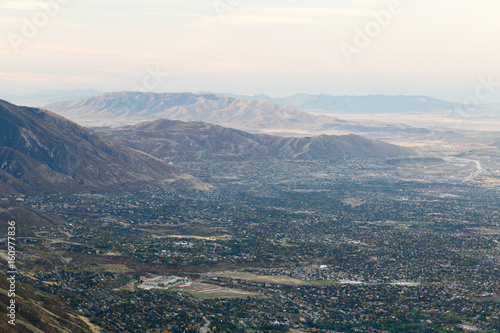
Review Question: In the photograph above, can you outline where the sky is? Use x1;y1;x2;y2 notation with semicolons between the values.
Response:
1;0;500;103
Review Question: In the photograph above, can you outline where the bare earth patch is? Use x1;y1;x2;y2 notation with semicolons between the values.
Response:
206;271;312;286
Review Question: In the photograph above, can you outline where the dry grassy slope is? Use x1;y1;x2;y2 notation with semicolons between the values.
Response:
0;265;92;333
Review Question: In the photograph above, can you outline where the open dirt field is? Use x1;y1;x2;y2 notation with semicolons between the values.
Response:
205;271;312;286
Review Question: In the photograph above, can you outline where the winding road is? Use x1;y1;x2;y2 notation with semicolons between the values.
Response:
464;159;484;181
46;240;69;265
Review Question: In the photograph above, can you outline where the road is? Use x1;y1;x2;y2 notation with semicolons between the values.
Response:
46;240;69;265
464;159;484;181
54;266;71;289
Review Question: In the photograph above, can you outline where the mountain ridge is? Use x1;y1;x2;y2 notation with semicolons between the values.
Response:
43;91;343;130
0;100;206;195
98;118;415;162
44;92;440;135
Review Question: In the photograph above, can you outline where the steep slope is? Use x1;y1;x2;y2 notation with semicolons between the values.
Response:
0;100;205;195
0;268;94;332
99;119;414;162
43;92;341;131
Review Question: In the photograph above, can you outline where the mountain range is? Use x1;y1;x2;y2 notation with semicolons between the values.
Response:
5;89;494;118
0;100;206;195
98;118;414;162
43;91;342;131
219;93;459;114
44;92;439;135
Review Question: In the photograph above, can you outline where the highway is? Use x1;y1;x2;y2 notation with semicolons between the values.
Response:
464;159;484;181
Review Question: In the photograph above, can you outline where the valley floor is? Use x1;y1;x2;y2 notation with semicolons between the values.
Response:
1;141;500;332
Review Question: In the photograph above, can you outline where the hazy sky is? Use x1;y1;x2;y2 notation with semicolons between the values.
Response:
1;0;500;102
